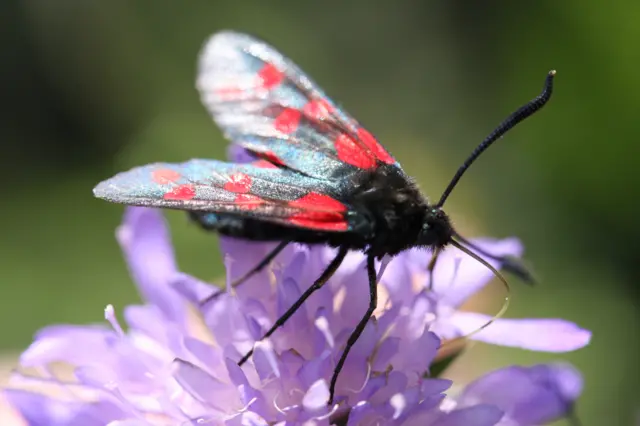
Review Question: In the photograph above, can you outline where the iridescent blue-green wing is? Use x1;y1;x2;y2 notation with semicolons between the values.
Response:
197;31;400;180
93;159;356;232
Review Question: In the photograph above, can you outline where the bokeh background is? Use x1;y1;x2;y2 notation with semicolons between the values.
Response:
2;2;638;424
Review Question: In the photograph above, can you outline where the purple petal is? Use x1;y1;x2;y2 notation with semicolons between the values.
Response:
400;295;436;341
527;363;583;402
117;207;185;322
107;420;151;426
5;389;125;426
202;295;252;349
276;277;307;332
252;340;281;381
431;404;503;426
172;358;241;411
433;238;523;307
0;395;23;426
346;400;374;425
394;330;440;374
226;412;271;426
121;305;190;358
335;250;367;276
380;253;414;304
372;337;399;371
219;238;282;300
221;357;262;410
421;378;453;397
449;312;591;352
458;363;583;425
170;272;219;304
313;308;335;350
333;353;369;403
20;325;116;366
297;352;332;391
122;305;173;347
183;338;223;376
389;391;411;420
336;263;371;327
302;379;330;413
337;321;378;361
368;371;409;404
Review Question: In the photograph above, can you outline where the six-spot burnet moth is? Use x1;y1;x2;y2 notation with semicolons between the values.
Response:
93;31;555;405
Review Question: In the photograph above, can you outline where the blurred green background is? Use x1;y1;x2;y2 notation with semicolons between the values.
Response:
2;1;638;424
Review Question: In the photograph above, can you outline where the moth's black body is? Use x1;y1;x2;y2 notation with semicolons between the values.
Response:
190;163;453;257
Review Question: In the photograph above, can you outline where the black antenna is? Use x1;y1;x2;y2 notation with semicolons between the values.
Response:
436;70;556;208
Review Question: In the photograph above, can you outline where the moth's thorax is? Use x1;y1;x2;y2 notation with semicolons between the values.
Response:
350;165;434;256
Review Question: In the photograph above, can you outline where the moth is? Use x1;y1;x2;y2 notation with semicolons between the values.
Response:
94;31;555;405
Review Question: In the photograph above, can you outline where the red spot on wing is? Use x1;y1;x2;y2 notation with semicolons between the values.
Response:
303;99;334;120
259;151;285;166
358;128;394;164
257;63;284;90
214;86;243;100
287;192;348;231
235;193;264;211
223;173;252;194
164;184;196;201
289;192;347;212
274;108;302;134
288;216;348;231
152;169;181;184
334;134;377;169
252;159;278;169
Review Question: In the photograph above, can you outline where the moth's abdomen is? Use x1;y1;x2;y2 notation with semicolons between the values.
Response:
189;212;279;240
188;211;354;244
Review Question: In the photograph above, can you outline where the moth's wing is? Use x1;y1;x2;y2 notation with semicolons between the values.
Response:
93;159;361;232
197;31;401;180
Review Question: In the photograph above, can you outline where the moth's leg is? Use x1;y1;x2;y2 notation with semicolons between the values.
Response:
200;241;289;306
237;246;349;366
230;241;290;288
328;254;377;405
453;233;535;284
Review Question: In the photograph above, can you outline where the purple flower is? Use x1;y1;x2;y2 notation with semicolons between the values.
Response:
4;208;586;425
381;238;591;353
453;363;583;426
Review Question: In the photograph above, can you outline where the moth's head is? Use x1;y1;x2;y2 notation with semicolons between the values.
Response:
418;207;453;248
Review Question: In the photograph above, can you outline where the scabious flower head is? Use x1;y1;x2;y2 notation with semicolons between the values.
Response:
380;238;591;353
4;207;588;425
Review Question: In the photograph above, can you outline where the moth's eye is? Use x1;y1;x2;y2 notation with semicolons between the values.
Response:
422;223;430;231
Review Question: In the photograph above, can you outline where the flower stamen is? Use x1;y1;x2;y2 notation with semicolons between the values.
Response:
104;304;125;337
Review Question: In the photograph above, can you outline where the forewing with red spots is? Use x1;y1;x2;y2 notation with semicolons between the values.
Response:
93;160;357;232
197;31;399;180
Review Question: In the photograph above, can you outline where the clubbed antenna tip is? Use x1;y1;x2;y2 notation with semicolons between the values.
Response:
437;70;557;208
